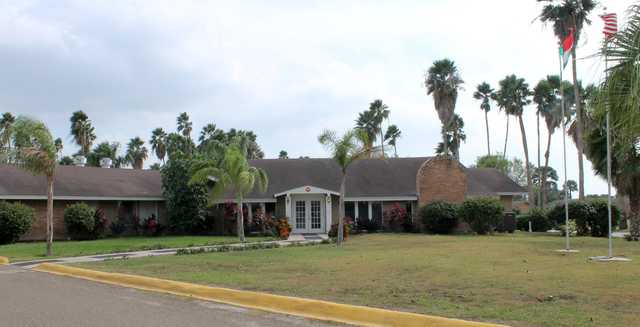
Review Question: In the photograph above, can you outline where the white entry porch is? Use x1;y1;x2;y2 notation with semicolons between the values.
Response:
276;186;337;234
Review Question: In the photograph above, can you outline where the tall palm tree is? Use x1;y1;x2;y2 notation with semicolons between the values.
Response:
425;59;464;156
436;114;466;159
125;137;148;170
318;129;371;246
86;141;120;167
190;146;268;242
496;75;534;203
473;82;494;156
369;99;390;156
0;112;16;155
69;110;96;156
533;78;555;207
384;124;401;157
150;128;167;163
198;123;226;153
176;112;193;139
537;76;565;207
355;109;378;157
11;117;59;256
537;0;596;201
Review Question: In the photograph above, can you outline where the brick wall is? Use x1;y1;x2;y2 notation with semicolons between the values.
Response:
416;157;467;206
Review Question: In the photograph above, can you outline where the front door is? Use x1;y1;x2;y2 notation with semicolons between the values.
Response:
292;197;324;233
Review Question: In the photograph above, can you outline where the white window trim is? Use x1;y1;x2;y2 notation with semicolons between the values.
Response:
275;185;340;197
344;196;417;202
0;195;165;201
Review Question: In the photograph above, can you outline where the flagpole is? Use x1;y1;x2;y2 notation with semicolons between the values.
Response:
605;48;613;258
558;46;573;252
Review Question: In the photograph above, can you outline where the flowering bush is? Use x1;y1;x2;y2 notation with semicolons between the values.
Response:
329;217;352;239
384;202;411;232
274;217;292;239
142;214;163;236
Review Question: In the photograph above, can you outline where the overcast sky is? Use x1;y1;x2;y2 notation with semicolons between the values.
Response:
0;0;633;195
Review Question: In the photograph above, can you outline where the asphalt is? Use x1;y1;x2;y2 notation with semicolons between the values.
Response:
0;265;342;327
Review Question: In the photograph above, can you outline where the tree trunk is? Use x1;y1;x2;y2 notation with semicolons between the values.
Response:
337;173;346;246
536;112;541;208
542;129;553;208
571;47;585;200
46;175;54;256
393;144;397;157
485;110;491;156
518;116;534;206
237;196;245;242
503;115;509;158
380;130;385;158
442;127;449;157
629;193;640;240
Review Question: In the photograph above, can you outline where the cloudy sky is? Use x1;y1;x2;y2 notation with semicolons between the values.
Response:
0;0;633;194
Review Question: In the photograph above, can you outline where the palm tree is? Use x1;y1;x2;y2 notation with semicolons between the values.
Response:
425;59;464;156
369;99;390;156
496;75;534;203
176;112;193;139
436;114;466;159
0;112;16;156
537;0;596;201
473;82;494;156
533;78;555;207
318;129;371;246
355;109;378;157
11;117;59;256
150;128;167;163
565;180;578;199
198;124;226;154
125;137;148;169
86;142;120;167
384;124;401;157
69;110;96;156
537;76;565;207
190;146;268;242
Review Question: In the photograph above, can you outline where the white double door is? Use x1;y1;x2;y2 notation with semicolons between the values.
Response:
292;196;325;233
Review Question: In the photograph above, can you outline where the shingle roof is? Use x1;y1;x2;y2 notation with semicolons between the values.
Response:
0;164;163;199
0;158;525;200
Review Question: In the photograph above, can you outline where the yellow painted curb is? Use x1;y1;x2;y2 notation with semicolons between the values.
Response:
0;256;8;265
35;263;505;327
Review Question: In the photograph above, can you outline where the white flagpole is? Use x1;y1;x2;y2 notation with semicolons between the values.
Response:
559;47;572;252
605;47;613;258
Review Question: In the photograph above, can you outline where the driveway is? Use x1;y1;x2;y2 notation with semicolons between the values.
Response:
0;265;341;327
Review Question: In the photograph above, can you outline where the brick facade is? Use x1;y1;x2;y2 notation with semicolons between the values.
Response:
416;157;467;206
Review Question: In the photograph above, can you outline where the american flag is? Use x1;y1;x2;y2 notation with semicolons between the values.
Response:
600;13;618;39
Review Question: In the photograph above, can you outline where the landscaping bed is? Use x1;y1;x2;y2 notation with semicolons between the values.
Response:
0;236;272;261
75;233;640;327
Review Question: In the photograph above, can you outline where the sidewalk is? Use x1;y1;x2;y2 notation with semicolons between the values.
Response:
11;237;327;269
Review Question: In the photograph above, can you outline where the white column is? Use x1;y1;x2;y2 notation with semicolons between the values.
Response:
247;203;253;224
368;201;373;221
285;194;291;218
354;201;359;222
325;194;332;233
260;202;266;216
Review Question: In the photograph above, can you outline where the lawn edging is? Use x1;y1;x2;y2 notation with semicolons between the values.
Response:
0;256;8;265
35;263;504;327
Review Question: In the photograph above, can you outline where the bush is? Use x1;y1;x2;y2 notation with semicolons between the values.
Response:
496;212;516;233
458;197;504;235
420;201;458;234
92;209;107;238
383;203;411;232
274;217;292;239
547;201;595;236
355;216;381;232
588;199;620;237
0;201;35;245
142;214;164;236
329;218;351;239
518;208;550;232
64;203;97;240
109;218;127;236
161;159;208;233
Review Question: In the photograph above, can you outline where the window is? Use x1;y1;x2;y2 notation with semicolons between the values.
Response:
344;202;355;221
295;201;306;229
357;202;368;221
310;200;322;229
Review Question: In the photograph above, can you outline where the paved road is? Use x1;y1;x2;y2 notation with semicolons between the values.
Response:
0;265;341;327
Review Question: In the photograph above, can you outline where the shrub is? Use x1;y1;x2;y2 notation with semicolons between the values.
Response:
274;217;292;239
64;203;97;240
142;214;164;236
547;201;595;235
92;209;107;238
161;158;207;233
588;199;620;237
496;212;516;233
522;208;551;232
458;197;504;235
109;218;127;236
420;201;458;234
384;202;410;232
355;216;380;232
329;218;351;239
0;201;35;245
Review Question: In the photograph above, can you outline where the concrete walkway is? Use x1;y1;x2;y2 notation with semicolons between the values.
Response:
11;237;327;269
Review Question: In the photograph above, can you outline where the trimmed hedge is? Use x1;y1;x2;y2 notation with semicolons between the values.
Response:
548;200;619;237
64;203;97;240
458;197;504;235
517;208;551;232
589;199;620;237
0;201;35;245
420;201;458;234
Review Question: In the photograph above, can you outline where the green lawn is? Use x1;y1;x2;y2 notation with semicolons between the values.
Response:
0;236;271;261
77;233;640;327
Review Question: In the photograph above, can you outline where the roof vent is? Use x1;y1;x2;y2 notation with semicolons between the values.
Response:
100;158;112;168
74;155;87;167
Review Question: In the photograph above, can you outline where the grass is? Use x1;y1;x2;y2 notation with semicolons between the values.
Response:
77;233;640;327
0;236;272;261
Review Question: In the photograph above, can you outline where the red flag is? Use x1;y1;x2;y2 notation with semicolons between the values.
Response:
560;30;574;69
600;13;618;39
